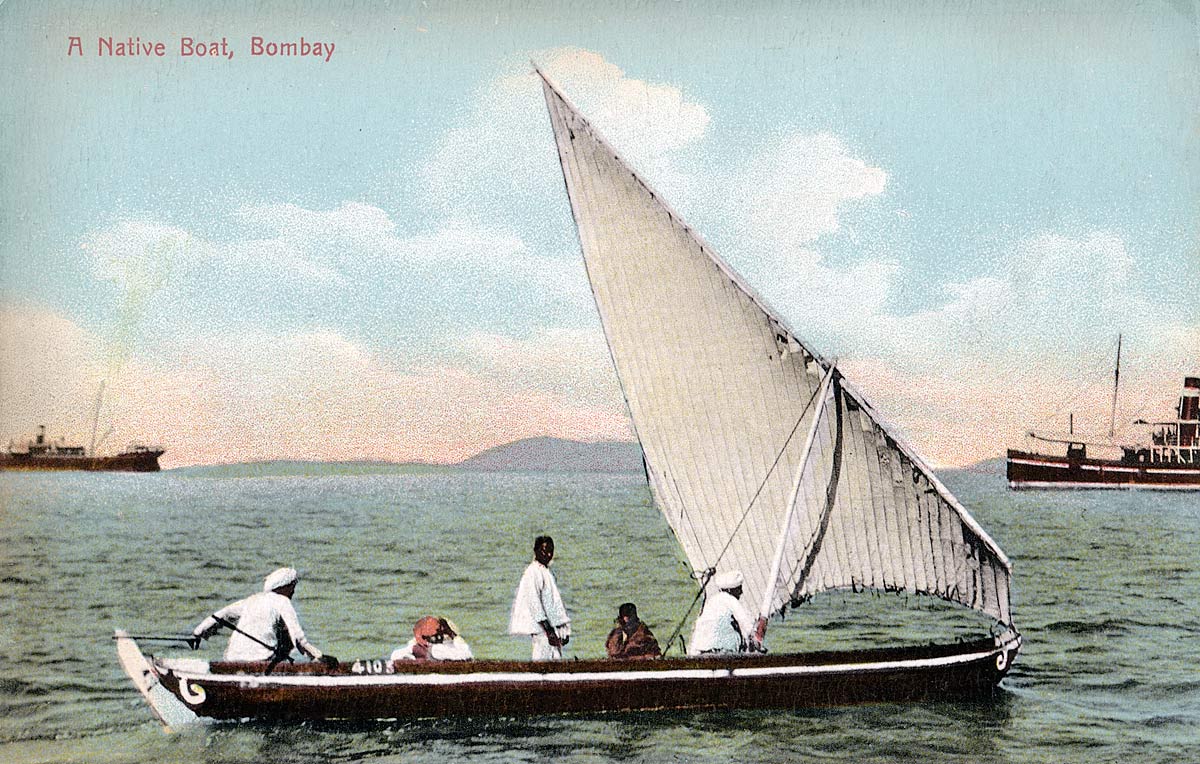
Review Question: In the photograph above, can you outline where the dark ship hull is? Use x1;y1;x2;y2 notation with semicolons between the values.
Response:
0;448;163;472
1008;375;1199;490
2;424;164;472
1006;448;1200;490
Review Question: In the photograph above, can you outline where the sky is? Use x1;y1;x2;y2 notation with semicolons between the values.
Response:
1;0;1197;468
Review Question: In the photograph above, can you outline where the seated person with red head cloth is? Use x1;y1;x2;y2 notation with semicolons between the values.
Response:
391;616;473;662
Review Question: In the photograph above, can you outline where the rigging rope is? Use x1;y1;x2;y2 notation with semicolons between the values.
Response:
708;366;828;573
658;368;828;656
1030;337;1124;434
661;567;713;657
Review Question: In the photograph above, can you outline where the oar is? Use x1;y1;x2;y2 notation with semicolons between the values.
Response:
208;614;294;664
110;634;195;643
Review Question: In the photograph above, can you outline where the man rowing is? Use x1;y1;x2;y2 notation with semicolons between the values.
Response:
190;566;337;667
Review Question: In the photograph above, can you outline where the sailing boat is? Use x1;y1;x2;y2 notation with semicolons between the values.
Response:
115;68;1020;726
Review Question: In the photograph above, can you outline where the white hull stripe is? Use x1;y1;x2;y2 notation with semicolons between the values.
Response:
165;648;1002;689
1008;458;1200;476
1009;481;1200;491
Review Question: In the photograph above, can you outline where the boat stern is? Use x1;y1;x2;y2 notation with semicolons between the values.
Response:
992;627;1022;682
114;630;200;730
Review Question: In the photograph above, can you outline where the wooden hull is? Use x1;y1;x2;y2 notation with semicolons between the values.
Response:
0;449;163;472
120;633;1021;723
1007;449;1200;490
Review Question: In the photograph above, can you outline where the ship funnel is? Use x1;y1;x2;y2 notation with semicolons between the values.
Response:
36;425;45;445
1180;377;1200;422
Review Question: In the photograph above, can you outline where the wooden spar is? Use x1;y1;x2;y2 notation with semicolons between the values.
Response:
1027;432;1116;447
89;380;105;457
1109;333;1122;438
754;363;837;643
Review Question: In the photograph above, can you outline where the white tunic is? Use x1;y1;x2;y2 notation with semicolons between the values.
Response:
193;591;320;661
688;590;754;655
508;561;571;637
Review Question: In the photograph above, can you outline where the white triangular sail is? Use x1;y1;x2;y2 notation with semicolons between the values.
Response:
538;69;1012;627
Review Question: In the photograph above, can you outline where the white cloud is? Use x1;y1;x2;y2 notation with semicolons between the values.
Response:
453;328;626;410
0;305;631;468
879;232;1141;366
688;129;896;352
536;49;710;158
733;132;888;252
57;52;1193;469
421;47;711;223
0;303;104;444
235;201;398;252
82;218;348;294
813;232;1196;464
77;204;598;345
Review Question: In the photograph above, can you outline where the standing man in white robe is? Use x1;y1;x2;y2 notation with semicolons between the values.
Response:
688;570;762;655
508;535;571;660
190;567;337;667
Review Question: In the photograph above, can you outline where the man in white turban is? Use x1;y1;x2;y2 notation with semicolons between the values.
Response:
190;567;337;667
687;570;762;655
508;536;571;660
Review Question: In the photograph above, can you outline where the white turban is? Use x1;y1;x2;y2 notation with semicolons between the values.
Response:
263;567;298;592
714;570;743;591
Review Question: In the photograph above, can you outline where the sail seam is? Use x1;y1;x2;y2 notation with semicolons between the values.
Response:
533;66;1010;577
710;376;828;574
536;65;1012;625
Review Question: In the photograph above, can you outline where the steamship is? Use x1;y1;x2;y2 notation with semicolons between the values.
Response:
1007;376;1200;490
0;425;164;472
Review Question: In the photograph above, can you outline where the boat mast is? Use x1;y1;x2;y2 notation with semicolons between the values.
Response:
1109;334;1122;438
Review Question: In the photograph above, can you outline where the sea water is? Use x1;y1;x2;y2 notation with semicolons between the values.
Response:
0;466;1196;763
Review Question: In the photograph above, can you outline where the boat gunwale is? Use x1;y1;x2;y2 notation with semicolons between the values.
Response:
157;634;1017;684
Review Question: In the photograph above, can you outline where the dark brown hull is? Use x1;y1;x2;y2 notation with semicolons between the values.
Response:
145;636;1020;721
0;449;163;472
1007;449;1200;490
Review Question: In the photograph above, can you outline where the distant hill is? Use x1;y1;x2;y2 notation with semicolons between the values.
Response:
168;460;446;478
165;449;1004;478
456;437;643;473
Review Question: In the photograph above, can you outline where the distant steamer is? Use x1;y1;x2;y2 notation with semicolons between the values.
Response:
0;425;163;472
1007;375;1200;491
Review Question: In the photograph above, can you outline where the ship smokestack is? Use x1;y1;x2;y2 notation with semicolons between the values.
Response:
1180;377;1200;422
36;425;45;445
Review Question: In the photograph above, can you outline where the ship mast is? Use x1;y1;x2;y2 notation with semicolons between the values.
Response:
1109;334;1122;438
89;380;105;457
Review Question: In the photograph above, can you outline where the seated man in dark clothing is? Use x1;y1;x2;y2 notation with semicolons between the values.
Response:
605;602;662;660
